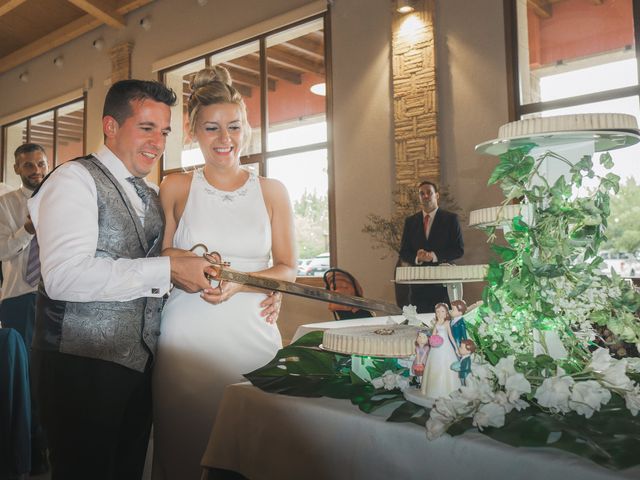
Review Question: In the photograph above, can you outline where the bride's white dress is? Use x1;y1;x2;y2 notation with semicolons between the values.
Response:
152;168;282;480
421;323;461;400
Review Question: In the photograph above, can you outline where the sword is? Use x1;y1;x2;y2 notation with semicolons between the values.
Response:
199;249;402;316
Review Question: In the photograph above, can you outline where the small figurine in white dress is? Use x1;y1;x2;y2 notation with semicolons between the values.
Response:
152;66;297;480
420;303;461;399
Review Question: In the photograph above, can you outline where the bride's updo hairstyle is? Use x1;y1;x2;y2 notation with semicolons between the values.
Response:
187;66;251;150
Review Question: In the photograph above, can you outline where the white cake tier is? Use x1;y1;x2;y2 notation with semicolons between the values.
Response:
395;265;488;283
498;113;638;138
469;204;534;228
476;113;640;156
322;324;419;357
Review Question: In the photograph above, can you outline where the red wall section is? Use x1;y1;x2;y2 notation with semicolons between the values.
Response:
528;0;633;69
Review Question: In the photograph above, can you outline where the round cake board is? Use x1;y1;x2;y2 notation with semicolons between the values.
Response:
403;388;436;408
475;129;640;157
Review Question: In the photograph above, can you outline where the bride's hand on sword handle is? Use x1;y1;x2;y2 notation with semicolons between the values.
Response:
197;248;282;324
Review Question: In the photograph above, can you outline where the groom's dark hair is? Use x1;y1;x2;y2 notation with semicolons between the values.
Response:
103;80;177;125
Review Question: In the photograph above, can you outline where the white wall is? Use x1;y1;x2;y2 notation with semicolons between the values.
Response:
0;0;510;343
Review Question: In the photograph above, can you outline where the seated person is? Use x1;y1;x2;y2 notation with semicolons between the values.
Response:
323;268;374;320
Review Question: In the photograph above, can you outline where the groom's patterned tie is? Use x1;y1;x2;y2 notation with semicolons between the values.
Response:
126;176;163;252
24;236;40;287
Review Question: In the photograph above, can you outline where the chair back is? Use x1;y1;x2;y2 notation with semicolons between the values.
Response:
322;268;373;320
0;328;32;477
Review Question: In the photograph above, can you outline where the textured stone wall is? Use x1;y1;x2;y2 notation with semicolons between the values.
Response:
392;0;439;190
109;42;134;82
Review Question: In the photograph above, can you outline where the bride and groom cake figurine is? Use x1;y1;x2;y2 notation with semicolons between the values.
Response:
411;299;476;399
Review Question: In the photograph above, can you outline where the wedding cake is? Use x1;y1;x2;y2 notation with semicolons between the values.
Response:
498;113;637;139
395;265;487;282
323;324;419;357
469;204;534;228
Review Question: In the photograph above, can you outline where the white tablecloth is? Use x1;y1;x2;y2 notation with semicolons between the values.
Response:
201;383;639;480
201;321;640;480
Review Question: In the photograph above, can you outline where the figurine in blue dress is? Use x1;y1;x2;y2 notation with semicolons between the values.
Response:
449;299;468;350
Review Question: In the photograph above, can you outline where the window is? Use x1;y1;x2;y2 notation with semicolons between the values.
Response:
161;15;330;278
1;97;86;187
507;0;640;265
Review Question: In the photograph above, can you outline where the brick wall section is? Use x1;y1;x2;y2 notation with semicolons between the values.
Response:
392;0;439;193
109;42;134;82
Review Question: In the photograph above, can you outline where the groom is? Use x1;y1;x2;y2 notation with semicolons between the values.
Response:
28;80;220;480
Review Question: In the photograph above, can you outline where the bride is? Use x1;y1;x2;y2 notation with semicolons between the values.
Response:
152;66;297;479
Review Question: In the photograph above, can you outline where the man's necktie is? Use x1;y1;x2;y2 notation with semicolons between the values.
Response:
24;236;40;287
424;214;430;239
127;176;153;207
126;176;163;252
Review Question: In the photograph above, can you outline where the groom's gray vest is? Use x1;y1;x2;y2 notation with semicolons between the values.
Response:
33;156;164;372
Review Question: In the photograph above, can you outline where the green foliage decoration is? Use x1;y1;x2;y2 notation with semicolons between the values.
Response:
476;146;640;372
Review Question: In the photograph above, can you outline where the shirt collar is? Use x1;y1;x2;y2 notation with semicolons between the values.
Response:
93;145;136;182
19;185;33;198
423;207;438;218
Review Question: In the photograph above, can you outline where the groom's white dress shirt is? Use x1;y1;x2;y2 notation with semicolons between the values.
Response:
27;146;170;302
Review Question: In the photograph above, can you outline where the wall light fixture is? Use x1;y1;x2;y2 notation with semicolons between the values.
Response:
395;0;415;14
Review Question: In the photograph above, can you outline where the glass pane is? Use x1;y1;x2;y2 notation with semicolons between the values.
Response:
163;58;207;171
266;19;326;152
517;0;635;105
29;111;55;169
267;149;329;274
211;41;262;157
3;121;27;187
56;100;85;164
523;97;640;276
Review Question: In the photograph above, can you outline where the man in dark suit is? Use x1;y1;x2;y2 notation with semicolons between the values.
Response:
399;180;464;313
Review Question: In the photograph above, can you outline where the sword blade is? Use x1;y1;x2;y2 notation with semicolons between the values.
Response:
213;267;403;315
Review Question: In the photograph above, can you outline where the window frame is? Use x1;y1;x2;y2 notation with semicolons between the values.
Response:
504;0;640;120
1;93;87;181
158;12;334;284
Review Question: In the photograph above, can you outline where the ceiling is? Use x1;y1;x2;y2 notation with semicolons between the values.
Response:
528;0;603;18
0;0;154;75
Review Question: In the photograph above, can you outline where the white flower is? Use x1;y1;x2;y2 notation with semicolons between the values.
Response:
469;359;494;382
371;370;409;391
492;356;517;386
624;385;640;416
433;397;458;420
492;391;515;414
460;376;494;403
472;403;506;431
589;348;614;373
626;357;640;373
426;416;448;440
402;305;420;325
504;373;531;402
600;360;633;391
534;368;575;413
568;380;611;418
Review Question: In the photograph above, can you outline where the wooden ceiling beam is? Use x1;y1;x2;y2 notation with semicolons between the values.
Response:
282;37;324;60
528;0;551;18
265;46;325;75
227;56;302;85
225;66;276;91
67;0;125;29
0;0;26;17
0;0;153;74
182;82;253;98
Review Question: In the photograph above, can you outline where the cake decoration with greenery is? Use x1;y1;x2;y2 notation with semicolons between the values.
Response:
246;126;640;470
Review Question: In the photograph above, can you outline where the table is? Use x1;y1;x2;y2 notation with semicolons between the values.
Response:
201;320;640;480
201;383;639;480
